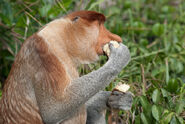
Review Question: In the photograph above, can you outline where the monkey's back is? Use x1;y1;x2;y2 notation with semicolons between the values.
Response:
0;37;44;124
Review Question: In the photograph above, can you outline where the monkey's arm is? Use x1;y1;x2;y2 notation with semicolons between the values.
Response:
35;44;130;124
85;91;133;124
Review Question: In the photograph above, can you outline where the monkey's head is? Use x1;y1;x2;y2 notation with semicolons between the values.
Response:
65;11;122;64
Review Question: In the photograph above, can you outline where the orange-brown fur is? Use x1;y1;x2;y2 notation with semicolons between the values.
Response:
0;11;122;124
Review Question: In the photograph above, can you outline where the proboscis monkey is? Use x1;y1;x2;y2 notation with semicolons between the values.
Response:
0;11;132;124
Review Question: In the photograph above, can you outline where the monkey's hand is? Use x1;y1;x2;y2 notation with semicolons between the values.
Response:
105;43;130;73
107;91;133;110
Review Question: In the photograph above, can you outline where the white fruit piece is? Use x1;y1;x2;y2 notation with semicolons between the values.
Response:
114;83;130;93
103;40;120;56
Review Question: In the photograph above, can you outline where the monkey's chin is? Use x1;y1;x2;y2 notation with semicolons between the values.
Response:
96;47;104;55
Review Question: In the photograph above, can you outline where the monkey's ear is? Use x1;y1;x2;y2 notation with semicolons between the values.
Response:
72;16;80;23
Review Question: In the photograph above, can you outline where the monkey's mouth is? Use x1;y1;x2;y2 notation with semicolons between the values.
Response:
102;41;120;56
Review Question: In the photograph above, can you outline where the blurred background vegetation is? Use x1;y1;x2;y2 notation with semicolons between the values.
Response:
0;0;184;123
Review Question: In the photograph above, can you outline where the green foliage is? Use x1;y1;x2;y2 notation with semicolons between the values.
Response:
152;89;161;104
0;0;185;123
152;105;162;121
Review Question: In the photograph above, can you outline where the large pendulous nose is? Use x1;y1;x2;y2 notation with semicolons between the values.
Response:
96;25;123;55
106;29;122;42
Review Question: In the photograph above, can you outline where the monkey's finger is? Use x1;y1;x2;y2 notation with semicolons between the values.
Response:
109;95;133;106
108;43;116;52
108;100;132;110
108;96;121;102
125;91;135;97
108;101;130;109
117;43;128;51
108;103;120;109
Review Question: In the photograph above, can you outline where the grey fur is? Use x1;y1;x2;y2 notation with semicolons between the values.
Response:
86;91;133;124
35;43;131;124
108;91;133;110
86;91;111;124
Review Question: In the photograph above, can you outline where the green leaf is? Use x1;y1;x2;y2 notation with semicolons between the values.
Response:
166;79;179;93
139;96;152;121
170;116;178;124
161;88;169;98
152;23;164;36
165;58;169;83
139;96;151;111
161;112;174;124
107;6;121;15
41;0;53;4
135;115;141;124
39;5;52;17
85;0;95;10
175;100;185;115
152;89;161;104
61;0;73;9
124;0;132;9
88;0;105;10
1;1;13;25
141;113;150;124
176;116;184;124
152;105;161;121
179;84;185;100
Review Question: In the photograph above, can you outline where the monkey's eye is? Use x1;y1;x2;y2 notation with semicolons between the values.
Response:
72;16;80;22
